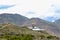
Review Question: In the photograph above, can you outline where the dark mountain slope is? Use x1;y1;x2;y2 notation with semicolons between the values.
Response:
0;13;29;25
54;19;60;28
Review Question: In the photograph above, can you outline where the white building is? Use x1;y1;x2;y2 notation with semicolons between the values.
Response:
28;26;45;31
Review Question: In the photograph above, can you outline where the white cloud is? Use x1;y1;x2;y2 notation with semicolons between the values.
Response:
0;0;60;20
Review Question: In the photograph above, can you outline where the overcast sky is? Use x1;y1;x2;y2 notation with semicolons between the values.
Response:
0;0;60;22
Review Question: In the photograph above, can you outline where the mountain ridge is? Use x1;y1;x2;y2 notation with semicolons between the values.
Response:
0;13;60;37
0;13;29;26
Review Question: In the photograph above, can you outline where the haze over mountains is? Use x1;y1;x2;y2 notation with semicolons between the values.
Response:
0;13;60;37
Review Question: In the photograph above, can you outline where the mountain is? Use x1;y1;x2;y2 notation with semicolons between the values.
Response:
0;13;60;37
0;13;29;26
54;19;60;28
0;24;60;40
23;18;60;37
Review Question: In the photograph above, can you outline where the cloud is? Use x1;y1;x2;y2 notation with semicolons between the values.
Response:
0;0;60;22
0;0;50;17
55;9;60;13
0;5;15;10
26;12;35;14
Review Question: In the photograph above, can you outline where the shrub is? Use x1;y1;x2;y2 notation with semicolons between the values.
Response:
40;35;45;39
21;34;33;40
47;35;54;39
